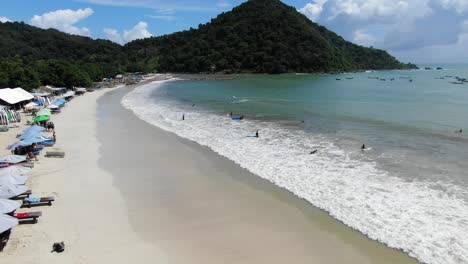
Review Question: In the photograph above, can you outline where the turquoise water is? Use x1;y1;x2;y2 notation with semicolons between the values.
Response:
123;66;468;264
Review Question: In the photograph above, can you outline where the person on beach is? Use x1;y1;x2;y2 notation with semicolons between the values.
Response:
53;132;56;143
255;131;259;138
361;144;366;151
229;112;233;116
182;114;185;121
27;143;38;161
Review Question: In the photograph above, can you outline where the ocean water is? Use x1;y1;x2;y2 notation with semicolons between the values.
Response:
122;66;468;264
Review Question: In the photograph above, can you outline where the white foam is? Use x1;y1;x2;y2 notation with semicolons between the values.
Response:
122;80;468;264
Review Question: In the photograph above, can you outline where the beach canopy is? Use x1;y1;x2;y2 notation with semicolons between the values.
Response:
53;99;67;107
32;115;50;122
46;104;59;109
0;214;18;233
24;102;39;110
0;175;29;185
0;185;27;199
0;199;20;214
7;137;43;149
0;166;31;177
36;109;51;117
0;155;27;164
23;125;45;134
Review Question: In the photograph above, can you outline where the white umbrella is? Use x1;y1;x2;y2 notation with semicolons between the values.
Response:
46;104;59;109
0;199;20;214
0;155;27;164
0;175;29;185
24;102;39;110
0;214;18;233
0;166;32;177
0;185;27;199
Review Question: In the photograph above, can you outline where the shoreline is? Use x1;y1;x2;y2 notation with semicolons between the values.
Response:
1;78;417;263
98;83;417;263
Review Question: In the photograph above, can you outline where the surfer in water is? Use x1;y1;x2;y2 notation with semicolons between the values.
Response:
310;149;317;154
361;144;366;151
255;131;259;138
455;129;462;133
182;114;185;120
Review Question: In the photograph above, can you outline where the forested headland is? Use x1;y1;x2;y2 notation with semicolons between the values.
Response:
0;0;416;90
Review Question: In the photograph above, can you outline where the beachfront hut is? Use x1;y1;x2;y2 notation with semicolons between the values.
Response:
0;175;29;186
0;185;27;199
12;88;33;101
0;88;32;107
0;199;20;214
0;214;18;233
0;166;31;177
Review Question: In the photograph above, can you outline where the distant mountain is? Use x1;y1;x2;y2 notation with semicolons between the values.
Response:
0;0;415;89
125;0;415;73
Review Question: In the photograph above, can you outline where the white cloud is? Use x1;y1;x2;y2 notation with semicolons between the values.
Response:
216;0;231;8
0;16;12;23
353;29;378;47
30;8;93;37
104;21;152;44
299;0;328;22
148;15;176;21
124;21;152;42
300;0;468;62
103;28;123;44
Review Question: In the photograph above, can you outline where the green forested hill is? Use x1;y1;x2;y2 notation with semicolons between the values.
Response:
125;0;415;73
0;0;415;90
0;22;126;89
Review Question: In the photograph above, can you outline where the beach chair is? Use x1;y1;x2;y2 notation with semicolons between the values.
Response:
45;151;65;158
10;190;32;200
14;211;42;224
0;229;11;252
22;197;54;208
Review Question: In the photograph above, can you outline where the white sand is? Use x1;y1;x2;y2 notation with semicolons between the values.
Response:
1;88;165;263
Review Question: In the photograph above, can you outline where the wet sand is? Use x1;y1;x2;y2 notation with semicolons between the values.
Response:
97;87;418;263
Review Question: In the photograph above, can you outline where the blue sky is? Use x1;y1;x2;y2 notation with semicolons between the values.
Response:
1;0;468;63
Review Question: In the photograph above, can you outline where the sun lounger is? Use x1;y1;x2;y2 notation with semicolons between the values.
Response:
14;211;42;224
22;197;54;208
10;190;32;200
22;162;34;168
45;152;65;158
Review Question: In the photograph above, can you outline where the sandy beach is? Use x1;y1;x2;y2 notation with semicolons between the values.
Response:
1;82;417;263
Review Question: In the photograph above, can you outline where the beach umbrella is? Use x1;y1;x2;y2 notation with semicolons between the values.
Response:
24;102;39;110
0;166;31;177
0;185;27;199
0;199;20;214
32;115;50;123
0;155;27;164
7;136;45;150
36;108;51;117
22;125;45;134
46;104;59;109
0;214;18;233
0;175;29;185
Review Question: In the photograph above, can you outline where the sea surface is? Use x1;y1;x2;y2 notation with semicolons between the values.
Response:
122;65;468;264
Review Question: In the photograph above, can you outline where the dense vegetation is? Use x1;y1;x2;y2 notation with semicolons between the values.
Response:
0;0;415;90
0;22;126;89
126;0;415;73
